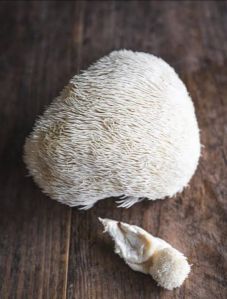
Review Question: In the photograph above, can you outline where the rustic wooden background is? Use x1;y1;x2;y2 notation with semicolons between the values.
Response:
0;1;226;298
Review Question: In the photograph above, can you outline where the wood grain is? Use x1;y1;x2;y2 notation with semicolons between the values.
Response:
0;2;74;299
0;1;226;299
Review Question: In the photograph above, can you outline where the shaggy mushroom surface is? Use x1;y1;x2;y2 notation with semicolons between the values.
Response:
24;50;200;208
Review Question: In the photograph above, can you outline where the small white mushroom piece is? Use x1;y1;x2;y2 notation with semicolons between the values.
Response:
99;218;191;290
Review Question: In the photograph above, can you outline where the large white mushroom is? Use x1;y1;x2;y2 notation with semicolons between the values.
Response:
99;218;191;290
24;50;200;208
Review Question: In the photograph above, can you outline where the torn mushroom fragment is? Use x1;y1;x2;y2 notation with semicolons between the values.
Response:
99;218;191;290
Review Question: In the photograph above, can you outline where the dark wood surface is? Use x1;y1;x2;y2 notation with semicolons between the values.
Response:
0;1;226;298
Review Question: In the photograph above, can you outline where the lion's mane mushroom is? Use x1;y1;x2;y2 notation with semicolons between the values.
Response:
99;218;191;290
24;50;200;209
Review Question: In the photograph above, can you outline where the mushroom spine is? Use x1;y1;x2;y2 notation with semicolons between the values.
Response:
99;218;191;290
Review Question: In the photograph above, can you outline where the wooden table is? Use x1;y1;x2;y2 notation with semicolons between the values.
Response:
0;1;226;298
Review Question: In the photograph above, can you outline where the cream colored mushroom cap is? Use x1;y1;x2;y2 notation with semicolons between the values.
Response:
150;247;191;290
24;50;200;208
